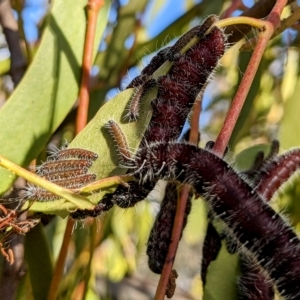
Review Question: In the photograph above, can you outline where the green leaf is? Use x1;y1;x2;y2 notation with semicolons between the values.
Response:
28;54;177;215
234;143;272;171
203;241;239;300
25;223;53;300
0;0;111;194
229;51;262;148
28;86;156;216
280;77;300;149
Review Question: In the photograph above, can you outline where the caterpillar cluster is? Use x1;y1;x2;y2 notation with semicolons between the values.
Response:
130;16;226;144
23;148;97;201
105;16;225;206
129;141;300;299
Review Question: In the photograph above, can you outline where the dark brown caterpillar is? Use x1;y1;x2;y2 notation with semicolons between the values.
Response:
142;25;225;144
238;254;274;300
130;141;300;300
251;145;300;201
126;47;171;89
101;17;225;209
147;183;192;274
72;16;226;218
200;221;222;285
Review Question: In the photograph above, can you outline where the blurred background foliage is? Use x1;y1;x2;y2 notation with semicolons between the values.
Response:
0;0;300;299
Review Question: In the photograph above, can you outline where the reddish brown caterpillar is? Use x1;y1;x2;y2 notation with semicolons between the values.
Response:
235;140;299;299
147;183;192;274
105;120;131;162
23;174;96;201
54;148;98;161
130;141;300;299
71;16;226;219
125;79;156;121
36;159;93;175
249;143;300;201
141;24;225;144
42;168;89;181
97;17;225;208
24;148;98;201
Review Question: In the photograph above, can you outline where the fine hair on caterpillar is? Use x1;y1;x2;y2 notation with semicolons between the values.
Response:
203;140;300;297
130;141;300;299
23;148;98;202
88;16;226;212
140;23;226;144
248;146;300;201
125;15;226;144
70;16;227;220
147;182;192;274
238;253;274;300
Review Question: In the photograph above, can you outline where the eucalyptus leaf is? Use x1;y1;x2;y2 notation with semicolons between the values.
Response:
25;223;53;300
28;87;156;215
29;50;177;216
0;0;110;194
234;143;272;171
203;241;239;300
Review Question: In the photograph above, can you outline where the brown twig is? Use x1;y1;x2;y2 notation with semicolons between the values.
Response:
213;0;287;156
47;219;75;300
0;0;27;86
242;6;300;50
0;1;27;298
225;0;293;44
76;0;105;134
221;0;247;19
48;2;105;300
154;96;202;299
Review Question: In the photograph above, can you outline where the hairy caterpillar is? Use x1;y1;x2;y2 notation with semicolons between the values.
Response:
251;146;300;201
72;16;226;218
36;160;93;175
141;24;225;144
126;47;171;89
238;253;274;300
130;141;300;299
202;140;300;298
104;17;226;206
53;148;98;161
147;183;192;274
25;148;97;201
200;221;222;285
